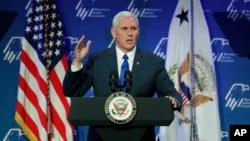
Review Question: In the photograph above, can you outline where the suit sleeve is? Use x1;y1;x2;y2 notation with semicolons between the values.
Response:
63;55;94;97
155;58;183;109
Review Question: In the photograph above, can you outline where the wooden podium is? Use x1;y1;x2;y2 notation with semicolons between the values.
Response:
68;97;174;141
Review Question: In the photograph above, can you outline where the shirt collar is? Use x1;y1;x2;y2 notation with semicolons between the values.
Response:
116;46;136;62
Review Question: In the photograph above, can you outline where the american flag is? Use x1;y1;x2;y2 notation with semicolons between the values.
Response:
15;0;73;140
179;88;190;106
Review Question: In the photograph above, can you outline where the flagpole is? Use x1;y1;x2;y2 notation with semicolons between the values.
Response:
189;0;199;140
42;0;53;137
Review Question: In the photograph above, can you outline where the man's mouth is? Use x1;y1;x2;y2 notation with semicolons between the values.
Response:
126;39;133;43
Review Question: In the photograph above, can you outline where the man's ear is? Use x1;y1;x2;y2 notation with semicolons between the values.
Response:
111;28;116;38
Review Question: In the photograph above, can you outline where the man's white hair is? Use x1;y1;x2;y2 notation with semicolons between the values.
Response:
112;11;139;27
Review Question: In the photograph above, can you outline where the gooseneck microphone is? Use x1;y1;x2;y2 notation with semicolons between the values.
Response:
124;70;132;93
109;70;118;92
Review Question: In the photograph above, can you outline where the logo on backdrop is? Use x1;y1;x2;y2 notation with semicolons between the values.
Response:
153;37;167;60
75;0;110;20
127;0;162;18
227;0;250;20
2;37;22;63
211;37;239;63
225;83;250;110
3;128;26;141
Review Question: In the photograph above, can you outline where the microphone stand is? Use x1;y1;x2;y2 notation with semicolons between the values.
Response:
124;71;132;93
109;71;118;93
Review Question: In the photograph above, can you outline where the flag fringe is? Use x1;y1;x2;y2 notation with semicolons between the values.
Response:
15;112;39;141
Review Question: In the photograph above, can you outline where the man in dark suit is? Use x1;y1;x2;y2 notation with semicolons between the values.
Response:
63;10;182;141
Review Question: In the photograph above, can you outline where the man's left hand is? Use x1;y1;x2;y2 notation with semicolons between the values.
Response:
165;96;179;108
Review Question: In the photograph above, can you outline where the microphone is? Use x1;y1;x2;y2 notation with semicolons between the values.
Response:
124;70;132;93
109;70;118;92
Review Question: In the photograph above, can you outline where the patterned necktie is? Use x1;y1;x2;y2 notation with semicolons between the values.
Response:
120;54;129;91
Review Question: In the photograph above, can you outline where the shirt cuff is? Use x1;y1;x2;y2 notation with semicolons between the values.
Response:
71;63;83;72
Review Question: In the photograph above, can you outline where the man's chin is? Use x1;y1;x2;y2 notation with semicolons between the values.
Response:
125;44;136;49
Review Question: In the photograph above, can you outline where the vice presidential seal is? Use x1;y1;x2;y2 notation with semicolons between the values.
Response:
104;92;137;124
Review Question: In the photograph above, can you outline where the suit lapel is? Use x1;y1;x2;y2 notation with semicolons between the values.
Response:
130;48;145;95
132;47;144;73
106;46;119;74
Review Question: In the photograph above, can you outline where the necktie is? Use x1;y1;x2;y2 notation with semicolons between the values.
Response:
120;54;129;91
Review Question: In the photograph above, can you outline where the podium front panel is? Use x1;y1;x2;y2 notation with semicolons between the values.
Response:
68;97;174;126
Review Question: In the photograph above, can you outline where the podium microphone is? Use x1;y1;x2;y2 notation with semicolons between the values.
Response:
109;70;118;92
124;70;132;93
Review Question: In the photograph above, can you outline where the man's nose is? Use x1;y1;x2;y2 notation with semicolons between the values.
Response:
127;29;133;36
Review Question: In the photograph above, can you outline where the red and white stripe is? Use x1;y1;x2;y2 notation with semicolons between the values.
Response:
179;88;189;106
15;38;73;141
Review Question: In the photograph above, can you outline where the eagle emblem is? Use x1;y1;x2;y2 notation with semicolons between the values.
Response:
113;103;128;115
170;52;215;124
104;92;137;124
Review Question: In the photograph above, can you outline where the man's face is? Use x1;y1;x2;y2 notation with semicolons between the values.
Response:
111;16;139;53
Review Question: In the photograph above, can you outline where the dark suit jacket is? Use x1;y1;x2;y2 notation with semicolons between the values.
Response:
63;46;182;141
